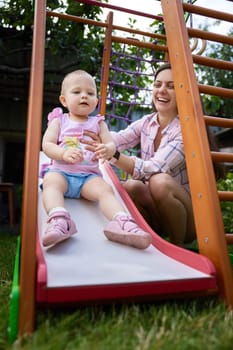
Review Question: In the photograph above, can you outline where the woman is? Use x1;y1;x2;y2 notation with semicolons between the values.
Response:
83;63;196;247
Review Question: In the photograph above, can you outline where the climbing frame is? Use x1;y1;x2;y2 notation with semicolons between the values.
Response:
15;0;233;340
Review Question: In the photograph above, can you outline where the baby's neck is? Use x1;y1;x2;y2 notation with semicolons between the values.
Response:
69;113;88;123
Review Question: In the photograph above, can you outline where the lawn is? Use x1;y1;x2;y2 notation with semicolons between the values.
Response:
1;232;233;350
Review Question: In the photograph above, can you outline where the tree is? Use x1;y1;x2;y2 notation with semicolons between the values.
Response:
0;0;106;105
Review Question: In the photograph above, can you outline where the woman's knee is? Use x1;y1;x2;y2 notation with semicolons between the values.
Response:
149;173;172;200
123;180;154;213
123;179;145;198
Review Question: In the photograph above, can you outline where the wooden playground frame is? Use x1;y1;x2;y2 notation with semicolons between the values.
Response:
15;0;233;339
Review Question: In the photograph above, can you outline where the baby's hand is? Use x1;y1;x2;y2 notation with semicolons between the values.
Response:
63;148;84;164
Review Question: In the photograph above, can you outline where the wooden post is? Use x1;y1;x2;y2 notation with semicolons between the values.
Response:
161;0;233;306
99;12;113;116
18;0;46;336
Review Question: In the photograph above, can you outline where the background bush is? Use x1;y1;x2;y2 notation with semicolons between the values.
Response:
217;172;233;233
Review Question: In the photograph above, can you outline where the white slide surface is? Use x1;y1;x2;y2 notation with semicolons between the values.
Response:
37;154;214;291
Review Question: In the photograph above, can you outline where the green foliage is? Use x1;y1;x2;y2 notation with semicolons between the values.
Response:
196;28;233;118
217;172;233;233
45;3;105;84
0;0;104;30
0;0;106;93
0;0;33;29
0;233;17;349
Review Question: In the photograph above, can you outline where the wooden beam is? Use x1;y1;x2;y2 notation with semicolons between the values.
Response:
161;0;233;307
18;0;46;336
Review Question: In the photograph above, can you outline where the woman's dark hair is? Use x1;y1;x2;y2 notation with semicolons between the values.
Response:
154;62;171;81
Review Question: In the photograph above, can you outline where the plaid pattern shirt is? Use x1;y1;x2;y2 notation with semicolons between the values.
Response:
111;112;189;193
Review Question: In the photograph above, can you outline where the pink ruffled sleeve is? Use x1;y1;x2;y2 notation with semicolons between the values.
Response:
97;114;105;123
47;107;63;124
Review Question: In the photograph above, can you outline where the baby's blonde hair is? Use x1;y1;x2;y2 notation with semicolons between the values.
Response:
61;70;96;95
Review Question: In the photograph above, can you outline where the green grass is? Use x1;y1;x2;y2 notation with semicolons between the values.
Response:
0;232;17;350
1;233;233;350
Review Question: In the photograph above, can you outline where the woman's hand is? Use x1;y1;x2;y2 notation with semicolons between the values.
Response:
80;130;115;162
80;130;101;152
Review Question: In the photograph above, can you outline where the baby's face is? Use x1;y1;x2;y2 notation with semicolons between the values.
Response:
60;74;98;118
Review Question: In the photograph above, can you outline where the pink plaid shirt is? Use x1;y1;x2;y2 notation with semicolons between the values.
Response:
111;112;189;193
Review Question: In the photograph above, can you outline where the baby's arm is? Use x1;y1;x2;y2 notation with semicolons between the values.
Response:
42;119;83;164
93;121;116;161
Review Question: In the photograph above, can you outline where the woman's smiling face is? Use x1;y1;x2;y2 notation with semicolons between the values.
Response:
152;68;178;117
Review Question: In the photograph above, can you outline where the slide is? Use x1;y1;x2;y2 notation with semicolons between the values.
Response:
36;153;217;305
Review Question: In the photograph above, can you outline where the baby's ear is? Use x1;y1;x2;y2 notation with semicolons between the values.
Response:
59;95;67;107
